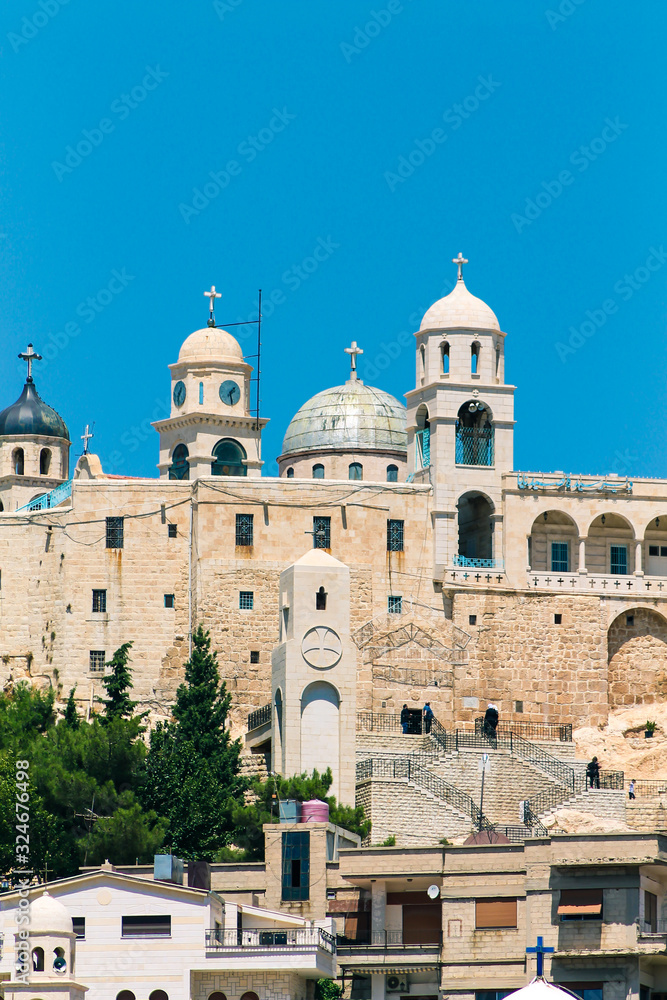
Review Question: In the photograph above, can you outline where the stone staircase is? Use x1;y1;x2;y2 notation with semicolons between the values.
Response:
356;770;474;846
540;788;627;826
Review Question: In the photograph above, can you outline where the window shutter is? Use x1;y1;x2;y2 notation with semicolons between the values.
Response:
475;898;517;928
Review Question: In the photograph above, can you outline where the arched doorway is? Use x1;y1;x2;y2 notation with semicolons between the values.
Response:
608;608;667;706
528;511;579;573
455;401;493;466
588;512;635;574
301;681;340;798
456;492;494;565
211;439;247;476
169;444;190;480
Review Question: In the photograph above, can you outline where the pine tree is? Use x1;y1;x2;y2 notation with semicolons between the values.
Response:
64;687;79;729
98;643;137;721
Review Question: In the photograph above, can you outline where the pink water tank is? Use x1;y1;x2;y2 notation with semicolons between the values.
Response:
300;799;329;823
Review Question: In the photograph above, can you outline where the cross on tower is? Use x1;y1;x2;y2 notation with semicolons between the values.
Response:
452;252;468;281
203;284;222;327
526;936;554;977
344;341;364;381
81;424;94;454
18;343;42;382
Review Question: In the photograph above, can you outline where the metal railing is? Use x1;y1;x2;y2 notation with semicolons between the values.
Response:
453;556;503;568
16;479;73;513
474;717;573;743
247;703;271;732
337;929;441;949
638;919;667;936
357;711;404;733
527;768;624;818
628;779;667;798
205;927;335;953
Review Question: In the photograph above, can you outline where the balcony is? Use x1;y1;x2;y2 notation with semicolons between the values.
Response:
205;927;336;976
336;931;442;973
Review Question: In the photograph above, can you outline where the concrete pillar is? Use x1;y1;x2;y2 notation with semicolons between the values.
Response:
370;975;385;1000
635;539;644;576
490;513;504;568
371;880;386;945
578;536;587;575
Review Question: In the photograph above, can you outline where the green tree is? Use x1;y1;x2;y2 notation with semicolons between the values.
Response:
64;687;80;730
141;626;245;858
97;643;137;721
232;768;371;860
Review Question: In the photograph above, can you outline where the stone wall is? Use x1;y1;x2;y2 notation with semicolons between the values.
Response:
608;607;667;707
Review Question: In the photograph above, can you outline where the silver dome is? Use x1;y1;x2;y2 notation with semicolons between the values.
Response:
281;380;407;457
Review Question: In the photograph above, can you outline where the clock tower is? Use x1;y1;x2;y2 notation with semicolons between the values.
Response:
153;321;269;480
271;548;357;805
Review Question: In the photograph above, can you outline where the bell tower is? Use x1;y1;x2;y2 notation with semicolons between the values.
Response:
4;891;87;1000
405;254;516;580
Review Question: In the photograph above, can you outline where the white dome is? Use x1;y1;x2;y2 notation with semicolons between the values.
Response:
420;278;500;332
29;891;73;934
178;326;244;364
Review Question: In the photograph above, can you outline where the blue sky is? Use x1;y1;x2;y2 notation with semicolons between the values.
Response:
1;1;665;480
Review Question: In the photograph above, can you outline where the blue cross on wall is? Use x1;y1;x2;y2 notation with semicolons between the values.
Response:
526;936;554;977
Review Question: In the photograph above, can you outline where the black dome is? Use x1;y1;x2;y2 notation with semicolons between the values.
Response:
0;381;69;440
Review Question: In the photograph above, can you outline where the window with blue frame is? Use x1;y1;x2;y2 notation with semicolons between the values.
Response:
610;544;628;575
417;424;430;468
551;542;569;573
282;831;310;901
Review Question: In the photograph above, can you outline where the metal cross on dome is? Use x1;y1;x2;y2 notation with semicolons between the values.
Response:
203;284;222;327
526;936;554;977
344;341;364;380
452;252;468;281
18;343;42;382
81;424;94;454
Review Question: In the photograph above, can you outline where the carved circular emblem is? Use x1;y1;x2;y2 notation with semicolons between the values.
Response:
301;626;342;669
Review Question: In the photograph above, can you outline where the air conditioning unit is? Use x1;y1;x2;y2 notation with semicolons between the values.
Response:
386;976;408;993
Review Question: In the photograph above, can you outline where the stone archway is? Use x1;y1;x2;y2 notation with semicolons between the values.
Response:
608;608;667;707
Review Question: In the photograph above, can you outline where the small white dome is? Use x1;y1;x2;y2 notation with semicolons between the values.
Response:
178;327;244;364
29;891;73;934
420;278;500;332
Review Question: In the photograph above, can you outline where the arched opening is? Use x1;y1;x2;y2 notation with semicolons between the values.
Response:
386;464;398;482
415;405;430;469
440;342;450;375
199;381;204;405
419;344;426;384
301;681;340;799
495;344;501;379
456;492;494;566
608;607;667;707
240;994;260;1000
211;439;247;477
528;511;579;573
169;443;190;480
316;586;327;610
149;991;169;1000
53;947;66;973
471;341;480;374
13;448;24;476
39;448;51;475
275;687;283;744
209;994;228;1000
117;992;136;1000
644;516;667;577
32;948;44;971
286;467;294;478
455;401;493;466
588;512;635;575
312;463;324;479
0;500;4;512
348;462;362;480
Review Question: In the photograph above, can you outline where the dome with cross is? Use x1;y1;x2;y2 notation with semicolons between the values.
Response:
0;345;69;440
178;327;244;364
420;254;500;333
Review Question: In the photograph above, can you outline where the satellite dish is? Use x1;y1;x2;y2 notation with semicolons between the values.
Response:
427;884;440;899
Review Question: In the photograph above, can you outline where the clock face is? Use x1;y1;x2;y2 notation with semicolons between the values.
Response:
301;626;342;669
173;380;186;407
220;380;241;406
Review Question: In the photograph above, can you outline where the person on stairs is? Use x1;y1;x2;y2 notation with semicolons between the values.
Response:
400;703;410;734
483;703;499;745
586;756;601;789
423;701;434;734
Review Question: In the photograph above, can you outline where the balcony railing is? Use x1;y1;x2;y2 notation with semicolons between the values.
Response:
247;703;271;732
474;717;573;743
628;779;667;798
528;572;667;594
16;479;73;513
453;556;503;569
205;927;335;954
337;930;441;950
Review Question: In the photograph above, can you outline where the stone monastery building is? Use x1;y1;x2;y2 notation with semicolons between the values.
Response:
0;254;665;788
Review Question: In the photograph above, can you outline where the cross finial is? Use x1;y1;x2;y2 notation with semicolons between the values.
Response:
203;284;222;327
526;936;554;978
81;423;94;454
18;343;42;382
452;252;468;281
344;341;364;381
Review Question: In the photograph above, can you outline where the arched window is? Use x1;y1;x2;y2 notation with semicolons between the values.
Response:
441;342;450;375
416;406;430;469
53;947;66;973
117;992;135;1000
39;448;51;475
13;448;24;476
349;462;363;480
286;467;294;478
495;344;501;378
456;492;494;566
209;994;228;1000
240;994;260;1000
419;345;426;384
312;464;324;479
211;439;247;477
386;464;398;482
316;586;327;610
0;500;4;512
32;948;44;971
456;401;493;466
169;444;190;480
149;991;169;1000
471;341;480;374
199;381;204;405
